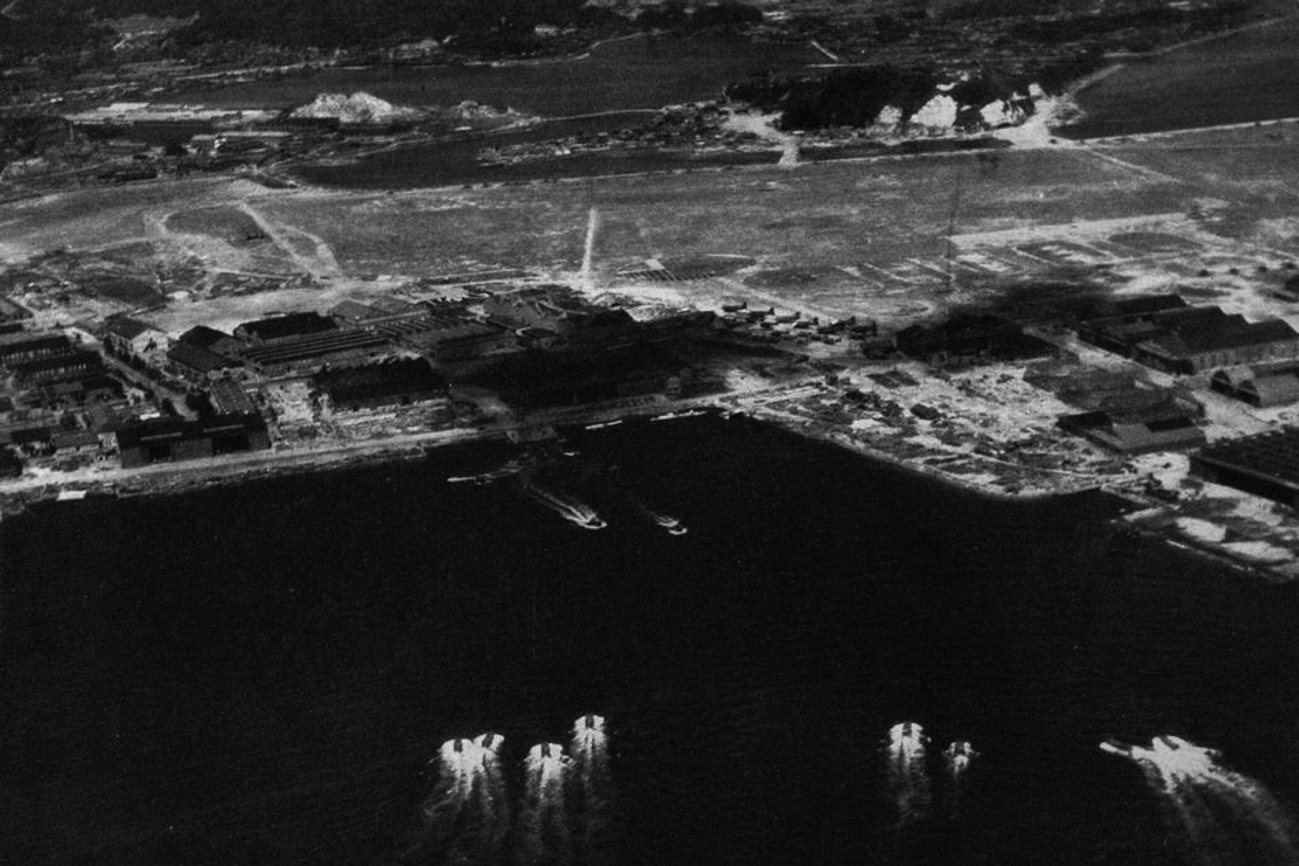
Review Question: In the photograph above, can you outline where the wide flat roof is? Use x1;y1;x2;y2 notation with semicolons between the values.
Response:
1197;428;1299;492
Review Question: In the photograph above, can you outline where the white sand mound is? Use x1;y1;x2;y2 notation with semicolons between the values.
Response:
291;92;425;123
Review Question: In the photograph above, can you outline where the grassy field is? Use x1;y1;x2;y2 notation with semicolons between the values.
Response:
271;147;1181;274
1065;14;1299;138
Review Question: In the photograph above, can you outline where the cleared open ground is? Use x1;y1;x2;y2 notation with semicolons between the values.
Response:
4;125;1299;332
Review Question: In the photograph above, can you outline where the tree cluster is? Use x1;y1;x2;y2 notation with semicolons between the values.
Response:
1;0;623;61
730;66;931;130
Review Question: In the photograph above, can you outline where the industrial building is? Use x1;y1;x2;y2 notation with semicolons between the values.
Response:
0;297;33;329
114;413;270;468
209;380;257;415
235;312;338;343
10;351;105;385
423;321;517;361
168;341;242;380
1210;362;1299;408
1078;305;1299;374
1192;428;1299;507
1025;359;1204;418
313;358;448;412
896;314;1056;366
0;332;74;366
177;325;246;357
240;330;390;376
483;287;636;342
1057;408;1206;454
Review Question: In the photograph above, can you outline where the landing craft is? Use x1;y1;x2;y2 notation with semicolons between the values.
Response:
1100;739;1135;757
453;738;465;754
945;741;976;761
475;733;500;750
891;722;924;741
583;714;596;730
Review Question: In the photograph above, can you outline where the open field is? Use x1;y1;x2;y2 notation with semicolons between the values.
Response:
4;125;1299;336
266;145;1194;315
1064;13;1299;139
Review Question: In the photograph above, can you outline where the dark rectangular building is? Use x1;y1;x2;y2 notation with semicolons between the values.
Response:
1079;305;1299;374
896;314;1055;366
115;413;270;468
314;358;447;412
0;332;72;366
1192;428;1299;507
235;312;338;344
11;350;104;384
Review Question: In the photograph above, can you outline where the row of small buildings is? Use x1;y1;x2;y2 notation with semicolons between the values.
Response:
1;283;707;475
153;287;637;383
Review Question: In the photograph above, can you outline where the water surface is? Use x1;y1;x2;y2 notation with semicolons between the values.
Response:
2;416;1297;866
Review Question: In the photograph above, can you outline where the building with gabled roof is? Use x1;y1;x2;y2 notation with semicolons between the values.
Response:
1057;408;1206;455
1080;305;1299;375
1210;361;1299;408
330;300;385;324
103;316;169;357
167;341;241;380
177;325;245;357
1135;314;1299;374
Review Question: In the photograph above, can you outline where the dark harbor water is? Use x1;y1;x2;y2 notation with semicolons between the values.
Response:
1060;15;1299;139
292;113;779;191
3;416;1299;866
173;35;820;117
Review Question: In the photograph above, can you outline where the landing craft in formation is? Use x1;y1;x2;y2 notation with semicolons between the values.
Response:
944;741;977;770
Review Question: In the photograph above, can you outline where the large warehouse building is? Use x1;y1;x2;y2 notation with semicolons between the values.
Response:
1192;428;1299;507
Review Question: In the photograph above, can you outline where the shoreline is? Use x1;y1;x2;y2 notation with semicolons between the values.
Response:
7;394;1293;585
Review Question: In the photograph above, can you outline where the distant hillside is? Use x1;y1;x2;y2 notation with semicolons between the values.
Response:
2;0;618;56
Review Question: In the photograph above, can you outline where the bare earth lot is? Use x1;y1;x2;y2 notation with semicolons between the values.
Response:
6;125;1299;334
4;121;1299;340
